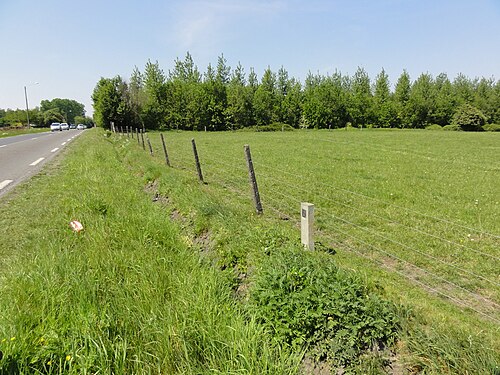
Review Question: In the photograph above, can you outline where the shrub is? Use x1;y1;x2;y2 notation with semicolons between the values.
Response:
249;246;400;368
254;123;294;132
482;123;500;132
443;124;462;131
451;104;486;131
425;124;443;130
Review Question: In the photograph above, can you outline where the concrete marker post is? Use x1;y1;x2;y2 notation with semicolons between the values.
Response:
301;202;314;250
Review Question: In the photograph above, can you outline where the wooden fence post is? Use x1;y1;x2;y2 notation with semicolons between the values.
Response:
301;202;314;250
160;133;171;167
136;128;139;144
191;139;204;183
147;137;153;155
140;129;145;150
244;145;263;214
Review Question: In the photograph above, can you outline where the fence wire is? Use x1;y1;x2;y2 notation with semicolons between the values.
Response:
132;132;499;323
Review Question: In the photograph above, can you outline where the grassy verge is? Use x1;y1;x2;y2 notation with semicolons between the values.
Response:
0;127;47;138
0;130;299;374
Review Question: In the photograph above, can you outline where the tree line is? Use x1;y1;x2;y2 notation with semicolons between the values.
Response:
0;98;93;128
92;53;500;131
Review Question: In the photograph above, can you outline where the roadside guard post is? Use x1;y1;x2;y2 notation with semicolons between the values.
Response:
301;202;314;250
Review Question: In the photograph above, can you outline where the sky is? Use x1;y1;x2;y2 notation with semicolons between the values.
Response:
1;0;499;117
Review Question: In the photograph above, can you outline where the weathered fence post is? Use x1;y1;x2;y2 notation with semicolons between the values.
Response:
160;133;171;167
191;138;204;183
140;129;145;150
136;128;139;144
147;137;153;155
301;202;314;250
126;126;130;138
244;145;263;215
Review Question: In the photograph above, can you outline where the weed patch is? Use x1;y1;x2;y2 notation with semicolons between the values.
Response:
249;245;400;371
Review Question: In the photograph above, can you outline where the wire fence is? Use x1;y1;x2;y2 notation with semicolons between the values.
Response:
114;128;500;323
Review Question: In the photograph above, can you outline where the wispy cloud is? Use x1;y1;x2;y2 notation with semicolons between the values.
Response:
172;0;286;49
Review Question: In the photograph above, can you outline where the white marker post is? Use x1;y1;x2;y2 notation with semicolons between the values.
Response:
301;202;314;250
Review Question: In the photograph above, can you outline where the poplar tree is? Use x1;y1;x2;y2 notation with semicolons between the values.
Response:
373;68;396;127
394;70;411;128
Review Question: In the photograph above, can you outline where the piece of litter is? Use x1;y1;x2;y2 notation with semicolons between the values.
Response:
70;220;84;232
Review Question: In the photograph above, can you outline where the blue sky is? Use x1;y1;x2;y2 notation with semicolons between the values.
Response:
1;0;499;116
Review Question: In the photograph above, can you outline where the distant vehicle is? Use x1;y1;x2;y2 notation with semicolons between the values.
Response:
69;124;76;129
76;124;87;130
50;122;61;131
60;123;70;131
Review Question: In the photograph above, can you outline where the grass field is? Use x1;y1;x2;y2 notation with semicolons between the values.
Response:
149;129;499;318
0;127;47;138
0;128;498;374
143;128;499;371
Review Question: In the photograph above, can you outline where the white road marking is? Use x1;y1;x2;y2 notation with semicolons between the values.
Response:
51;147;59;152
61;142;66;146
0;180;14;190
67;138;71;141
30;157;45;166
0;145;6;148
32;137;38;140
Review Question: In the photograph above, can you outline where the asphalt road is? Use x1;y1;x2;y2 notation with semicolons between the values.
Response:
0;130;84;198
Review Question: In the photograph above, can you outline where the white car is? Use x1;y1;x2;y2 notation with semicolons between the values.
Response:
60;123;70;131
50;122;61;131
76;124;87;130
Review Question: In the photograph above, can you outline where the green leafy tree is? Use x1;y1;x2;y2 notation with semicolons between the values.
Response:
394;70;411;127
373;68;396;128
92;76;131;129
42;108;64;125
408;73;435;128
74;115;93;126
472;77;497;123
280;78;303;128
453;73;474;105
490;80;500;124
2;109;28;126
451;103;486;131
40;98;85;124
303;72;348;129
143;60;167;129
226;63;254;129
166;52;203;130
348;67;373;127
200;59;228;131
431;73;455;126
253;67;278;126
129;66;147;128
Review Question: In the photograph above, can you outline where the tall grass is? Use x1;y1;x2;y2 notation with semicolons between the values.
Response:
0;131;299;374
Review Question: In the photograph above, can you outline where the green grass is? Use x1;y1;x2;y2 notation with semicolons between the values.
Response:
0;130;299;374
0;127;47;138
139;128;499;373
1;128;498;374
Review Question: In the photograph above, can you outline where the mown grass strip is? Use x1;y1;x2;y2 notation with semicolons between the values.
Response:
0;128;47;138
